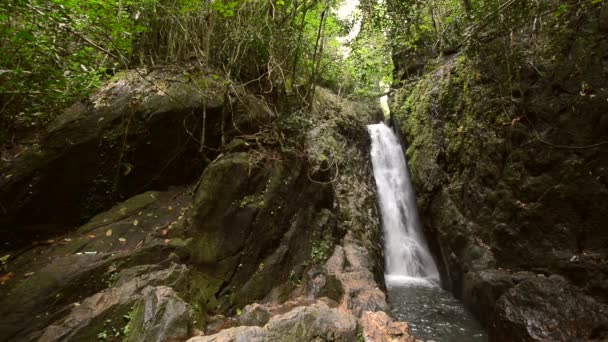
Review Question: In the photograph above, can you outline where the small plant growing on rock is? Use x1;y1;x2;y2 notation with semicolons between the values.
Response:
122;305;136;337
311;239;333;265
0;254;9;272
288;269;300;286
238;193;265;208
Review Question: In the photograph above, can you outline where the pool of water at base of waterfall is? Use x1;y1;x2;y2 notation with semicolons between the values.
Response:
386;277;488;342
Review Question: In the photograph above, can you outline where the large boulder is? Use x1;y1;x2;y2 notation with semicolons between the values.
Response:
0;188;194;341
359;311;415;342
320;234;389;317
489;275;608;341
265;302;357;341
0;68;273;245
187;326;267;342
462;269;535;326
124;286;192;342
237;304;272;327
34;264;191;342
186;151;335;309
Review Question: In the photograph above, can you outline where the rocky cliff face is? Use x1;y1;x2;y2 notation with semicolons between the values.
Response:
0;68;415;341
390;6;608;342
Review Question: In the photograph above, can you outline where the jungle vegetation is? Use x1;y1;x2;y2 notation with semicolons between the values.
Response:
0;0;602;146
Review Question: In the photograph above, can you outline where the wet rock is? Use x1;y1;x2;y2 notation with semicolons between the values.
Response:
317;274;345;303
35;263;190;342
124;286;192;342
392;21;608;333
0;189;191;341
490;275;608;341
187;326;267;342
237;304;272;327
463;269;535;325
321;234;388;318
359;311;414;342
336;264;388;316
265;302;357;341
188;150;335;309
350;288;389;317
205;315;236;335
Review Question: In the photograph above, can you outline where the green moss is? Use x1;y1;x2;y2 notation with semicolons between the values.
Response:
238;193;265;208
122;300;147;342
168;237;191;248
79;191;160;234
187;234;223;265
186;271;223;318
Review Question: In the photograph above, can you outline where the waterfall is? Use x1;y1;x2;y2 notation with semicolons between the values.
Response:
368;122;440;285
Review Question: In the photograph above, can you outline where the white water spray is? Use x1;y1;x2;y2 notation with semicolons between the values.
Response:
368;122;440;285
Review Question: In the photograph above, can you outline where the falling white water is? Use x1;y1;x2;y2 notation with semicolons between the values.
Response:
368;122;440;285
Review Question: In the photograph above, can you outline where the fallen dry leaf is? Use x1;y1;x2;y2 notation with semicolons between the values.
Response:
164;239;171;244
118;238;127;243
0;272;14;283
105;229;112;237
87;234;96;239
133;220;139;226
162;229;168;236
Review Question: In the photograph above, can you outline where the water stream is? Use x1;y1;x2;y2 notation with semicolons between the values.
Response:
368;122;487;342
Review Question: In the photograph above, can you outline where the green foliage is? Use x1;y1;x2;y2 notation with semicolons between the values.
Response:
212;0;240;18
288;269;301;286
1;0;381;146
97;331;108;340
341;22;393;96
383;0;606;60
122;305;136;337
0;254;9;272
311;238;332;264
97;318;123;340
0;0;140;144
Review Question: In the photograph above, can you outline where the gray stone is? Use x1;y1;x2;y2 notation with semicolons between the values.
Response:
35;263;190;342
324;246;345;274
187;326;267;342
265;302;357;341
359;311;414;342
125;286;191;342
490;275;608;341
237;304;272;327
463;269;535;325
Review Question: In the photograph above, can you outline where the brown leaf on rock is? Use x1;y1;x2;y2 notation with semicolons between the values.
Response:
1;272;14;284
